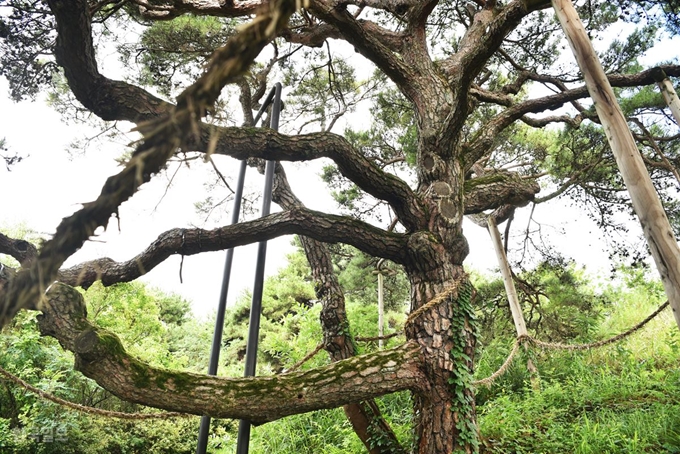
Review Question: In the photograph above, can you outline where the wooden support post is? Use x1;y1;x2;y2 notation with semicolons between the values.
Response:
652;68;680;127
488;217;527;337
487;216;539;384
553;0;680;329
375;259;389;350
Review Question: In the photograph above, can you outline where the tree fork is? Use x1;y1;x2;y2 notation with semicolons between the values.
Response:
553;0;680;330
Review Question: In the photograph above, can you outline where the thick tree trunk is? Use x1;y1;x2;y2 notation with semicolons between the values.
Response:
553;0;680;330
406;263;477;454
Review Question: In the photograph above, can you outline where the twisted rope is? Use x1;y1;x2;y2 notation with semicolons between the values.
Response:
0;365;190;419
525;300;670;351
3;286;669;414
404;275;467;331
473;338;523;387
472;301;670;387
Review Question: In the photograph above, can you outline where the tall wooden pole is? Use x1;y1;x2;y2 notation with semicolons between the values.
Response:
488;217;527;337
376;259;387;350
652;68;680;127
487;216;539;384
552;0;680;329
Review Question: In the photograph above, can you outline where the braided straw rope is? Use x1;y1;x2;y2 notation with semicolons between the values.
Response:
525;301;670;351
473;338;523;387
472;301;671;387
0;365;190;419
404;275;467;331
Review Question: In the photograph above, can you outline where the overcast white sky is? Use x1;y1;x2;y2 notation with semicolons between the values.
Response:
0;29;677;316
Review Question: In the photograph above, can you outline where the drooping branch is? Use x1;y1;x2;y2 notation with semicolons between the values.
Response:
0;0;302;328
37;282;425;423
58;208;410;289
51;0;172;122
630;118;680;184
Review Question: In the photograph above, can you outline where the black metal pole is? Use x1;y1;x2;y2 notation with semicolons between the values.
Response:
195;86;280;454
236;82;282;454
195;160;246;454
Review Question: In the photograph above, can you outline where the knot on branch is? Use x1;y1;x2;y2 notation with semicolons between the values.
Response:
36;283;88;342
464;170;539;214
37;283;130;369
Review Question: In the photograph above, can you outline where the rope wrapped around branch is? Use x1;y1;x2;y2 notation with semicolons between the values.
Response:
1;283;669;413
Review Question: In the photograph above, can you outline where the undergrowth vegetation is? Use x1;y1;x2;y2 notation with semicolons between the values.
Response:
1;245;678;453
477;266;680;453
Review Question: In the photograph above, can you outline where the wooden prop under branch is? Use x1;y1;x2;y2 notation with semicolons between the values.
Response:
552;0;680;329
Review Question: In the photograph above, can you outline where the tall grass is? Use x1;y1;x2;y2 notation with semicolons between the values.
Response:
215;270;680;453
478;273;680;453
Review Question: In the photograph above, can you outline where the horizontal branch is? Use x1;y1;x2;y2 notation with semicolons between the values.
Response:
37;283;425;423
464;171;540;213
59;208;410;288
520;112;583;128
335;0;420;15
132;0;263;20
280;23;342;47
200;127;426;230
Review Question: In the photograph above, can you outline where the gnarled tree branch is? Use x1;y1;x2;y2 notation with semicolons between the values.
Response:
464;65;680;169
47;0;427;232
0;233;37;267
58;208;410;288
37;282;425;423
0;0;301;328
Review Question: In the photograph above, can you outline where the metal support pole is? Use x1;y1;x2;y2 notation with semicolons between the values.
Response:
195;160;247;454
196;84;282;454
377;259;385;350
236;82;282;454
